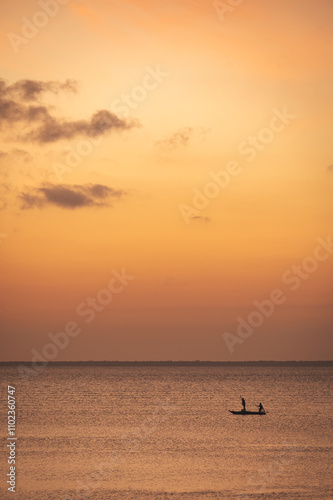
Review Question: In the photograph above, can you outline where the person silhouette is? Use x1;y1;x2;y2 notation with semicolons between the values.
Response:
257;402;264;413
241;397;246;412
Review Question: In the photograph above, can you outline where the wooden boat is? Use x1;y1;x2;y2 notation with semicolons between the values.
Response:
229;410;266;415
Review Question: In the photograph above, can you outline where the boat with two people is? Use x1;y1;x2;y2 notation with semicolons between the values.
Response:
229;397;266;415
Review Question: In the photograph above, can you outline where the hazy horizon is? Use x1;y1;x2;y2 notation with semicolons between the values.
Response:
2;360;332;365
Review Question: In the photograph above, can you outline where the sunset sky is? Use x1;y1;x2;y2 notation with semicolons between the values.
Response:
0;0;332;362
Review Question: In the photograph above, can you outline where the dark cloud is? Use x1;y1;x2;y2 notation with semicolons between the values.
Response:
0;79;138;143
156;126;210;150
26;110;135;144
0;98;47;123
0;79;54;126
88;183;114;198
191;216;211;223
0;78;77;101
19;183;125;210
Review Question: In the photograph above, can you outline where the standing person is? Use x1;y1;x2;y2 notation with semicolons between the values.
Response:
241;396;246;412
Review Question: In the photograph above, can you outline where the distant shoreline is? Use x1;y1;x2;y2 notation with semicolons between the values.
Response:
1;360;332;367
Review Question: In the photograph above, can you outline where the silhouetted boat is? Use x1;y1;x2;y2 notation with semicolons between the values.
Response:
229;410;266;415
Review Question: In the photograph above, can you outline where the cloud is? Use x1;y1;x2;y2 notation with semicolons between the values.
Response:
19;183;125;210
0;147;32;161
156;127;194;150
0;182;12;210
0;78;78;101
25;110;135;144
11;148;32;162
19;192;45;210
156;126;210;150
0;147;33;180
0;78;138;143
327;164;333;172
191;216;211;223
0;98;49;124
0;148;54;184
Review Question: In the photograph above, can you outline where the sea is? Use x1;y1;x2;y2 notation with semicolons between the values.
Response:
0;364;332;499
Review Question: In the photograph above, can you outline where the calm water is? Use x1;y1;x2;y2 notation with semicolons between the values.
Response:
0;366;332;499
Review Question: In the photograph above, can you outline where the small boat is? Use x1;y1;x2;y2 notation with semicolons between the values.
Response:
229;410;266;415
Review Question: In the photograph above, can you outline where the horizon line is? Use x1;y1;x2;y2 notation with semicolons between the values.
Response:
1;360;332;365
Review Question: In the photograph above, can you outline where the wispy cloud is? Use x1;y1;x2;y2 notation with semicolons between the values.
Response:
19;183;125;210
0;78;138;144
11;148;32;162
156;126;210;150
0;181;11;210
191;216;211;223
327;164;333;172
0;148;50;184
157;127;194;150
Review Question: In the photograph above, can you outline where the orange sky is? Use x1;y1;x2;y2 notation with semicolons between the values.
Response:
0;0;332;362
